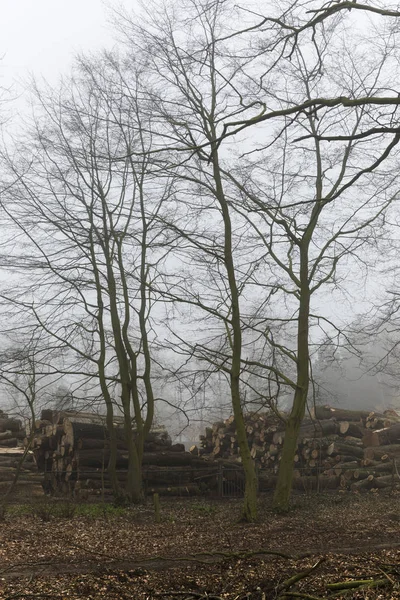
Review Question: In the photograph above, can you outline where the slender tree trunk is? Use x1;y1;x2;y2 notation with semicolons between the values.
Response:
231;378;258;520
105;405;119;498
273;243;310;512
125;425;144;503
211;139;258;521
130;444;143;503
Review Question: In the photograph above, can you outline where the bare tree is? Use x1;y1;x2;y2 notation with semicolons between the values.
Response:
112;0;400;514
2;0;400;517
0;334;48;506
0;62;173;503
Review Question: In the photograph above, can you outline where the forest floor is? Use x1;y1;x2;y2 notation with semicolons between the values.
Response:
0;492;400;599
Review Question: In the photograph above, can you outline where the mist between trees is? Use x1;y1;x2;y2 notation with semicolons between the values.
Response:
1;0;400;519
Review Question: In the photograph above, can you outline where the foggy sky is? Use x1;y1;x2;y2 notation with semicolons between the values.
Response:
0;1;134;87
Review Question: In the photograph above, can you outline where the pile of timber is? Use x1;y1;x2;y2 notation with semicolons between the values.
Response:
193;406;400;493
0;409;43;498
0;447;43;498
0;409;25;448
29;409;237;497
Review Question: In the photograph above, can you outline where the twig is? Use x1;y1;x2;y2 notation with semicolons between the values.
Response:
326;578;389;591
378;567;395;585
276;558;325;594
278;593;324;600
67;541;293;563
154;594;223;599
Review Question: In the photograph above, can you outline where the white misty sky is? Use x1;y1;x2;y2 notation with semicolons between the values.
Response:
0;0;133;87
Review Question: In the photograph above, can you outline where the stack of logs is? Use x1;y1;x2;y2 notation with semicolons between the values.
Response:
0;410;25;448
0;409;42;498
28;409;239;497
193;406;400;493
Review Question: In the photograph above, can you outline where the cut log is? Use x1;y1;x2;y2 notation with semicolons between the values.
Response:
63;420;113;447
371;462;394;474
145;484;201;496
52;411;120;425
326;442;364;459
169;443;185;453
76;438;112;451
0;418;22;433
351;474;374;491
364;424;400;447
142;452;196;467
339;422;365;438
373;474;400;489
353;469;372;480
292;475;340;491
299;420;340;438
364;445;400;460
312;406;370;422
0;438;18;447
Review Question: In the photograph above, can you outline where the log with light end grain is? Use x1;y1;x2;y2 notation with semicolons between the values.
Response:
272;432;284;445
375;424;400;445
351;474;375;491
339;421;366;438
250;445;265;460
268;444;279;456
363;424;400;447
326;442;364;459
361;458;380;467
63;420;112;447
363;445;400;460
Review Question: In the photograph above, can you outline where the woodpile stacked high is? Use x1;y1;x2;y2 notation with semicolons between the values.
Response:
0;409;25;448
194;406;400;493
0;409;42;498
28;409;239;497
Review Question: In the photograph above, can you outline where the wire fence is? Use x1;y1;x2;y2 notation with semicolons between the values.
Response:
62;459;400;499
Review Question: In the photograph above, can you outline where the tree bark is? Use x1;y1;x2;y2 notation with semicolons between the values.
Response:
273;239;310;512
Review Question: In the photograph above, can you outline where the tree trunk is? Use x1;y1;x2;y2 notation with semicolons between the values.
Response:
273;226;311;512
210;131;257;522
273;387;307;511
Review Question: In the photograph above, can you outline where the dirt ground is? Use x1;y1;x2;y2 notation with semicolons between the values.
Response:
0;492;400;599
